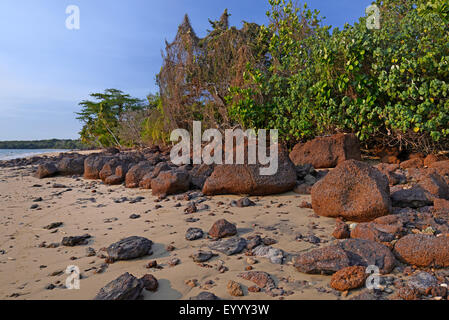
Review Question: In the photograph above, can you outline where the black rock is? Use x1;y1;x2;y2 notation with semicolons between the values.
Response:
107;236;153;261
61;234;91;247
94;273;144;300
190;292;220;300
185;228;204;241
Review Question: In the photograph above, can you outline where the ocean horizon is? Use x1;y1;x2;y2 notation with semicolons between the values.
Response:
0;149;70;161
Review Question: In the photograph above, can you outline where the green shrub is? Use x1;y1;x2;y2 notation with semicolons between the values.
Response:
227;0;449;152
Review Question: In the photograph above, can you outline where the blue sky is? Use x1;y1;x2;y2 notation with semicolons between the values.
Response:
0;0;372;140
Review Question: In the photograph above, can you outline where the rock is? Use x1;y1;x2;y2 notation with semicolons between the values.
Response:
293;183;312;195
94;273;143;300
417;171;449;200
202;146;296;196
246;235;262;250
435;198;449;212
57;157;85;175
330;266;368;291
140;274;158;292
129;214;141;220
424;154;441;167
100;157;137;185
44;222;63;230
125;162;153;188
168;257;180;267
375;163;405;185
429;160;449;177
400;158;424;169
208;237;247;256
289;133;361;169
311;160;391;222
227;280;244;296
185;228;204;241
190;164;214;189
332;218;350;239
407;272;438;294
35;162;58;179
350;216;403;244
231;197;256;208
84;155;113;180
151;170;190;196
393;234;449;268
398;286;420;300
190;251;217;263
238;271;276;289
252;245;284;264
208;219;237;239
107;236;153;261
86;247;96;257
61;234;91;247
294;239;396;275
190;292;220;300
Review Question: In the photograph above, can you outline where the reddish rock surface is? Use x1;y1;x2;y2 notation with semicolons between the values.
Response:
125;161;153;188
208;219;237;239
400;158;424;169
330;266;368;291
140;274;158;292
429;160;449;177
151;170;190;196
203;147;296;196
311;160;391;222
393;234;449;268
227;280;244;296
435;198;449;213
424;154;441;167
332;219;350;239
35;162;58;179
84;155;113;180
238;271;276;289
289;133;361;169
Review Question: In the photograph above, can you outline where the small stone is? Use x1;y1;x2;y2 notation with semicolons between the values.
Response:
227;280;244;296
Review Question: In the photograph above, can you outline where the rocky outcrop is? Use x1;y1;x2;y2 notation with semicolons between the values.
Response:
311;160;391;222
35;162;58;179
84;154;113;180
289;133;361;168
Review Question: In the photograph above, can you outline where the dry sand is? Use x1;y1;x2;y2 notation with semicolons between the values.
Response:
0;153;345;300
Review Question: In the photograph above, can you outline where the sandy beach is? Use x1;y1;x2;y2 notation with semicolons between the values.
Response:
0;156;339;300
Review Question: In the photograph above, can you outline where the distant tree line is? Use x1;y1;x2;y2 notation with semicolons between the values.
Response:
0;139;88;150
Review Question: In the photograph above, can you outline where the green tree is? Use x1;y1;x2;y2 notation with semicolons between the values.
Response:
76;89;145;147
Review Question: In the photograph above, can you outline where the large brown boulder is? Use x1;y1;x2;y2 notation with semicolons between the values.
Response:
57;156;85;175
351;214;405;244
84;155;113;179
429;160;449;177
151;170;190;196
202;147;296;196
289;133;361;169
393;234;449;268
208;219;237;239
125;161;153;188
294;239;396;275
311;160;391;222
34;162;58;179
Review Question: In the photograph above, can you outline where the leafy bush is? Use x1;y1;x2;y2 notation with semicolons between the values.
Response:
227;0;449;152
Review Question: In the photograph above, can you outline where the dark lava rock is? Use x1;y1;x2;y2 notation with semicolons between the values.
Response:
208;237;247;256
94;272;144;300
294;239;396;275
107;236;153;261
61;234;91;247
185;228;204;241
190;250;217;263
190;292;220;300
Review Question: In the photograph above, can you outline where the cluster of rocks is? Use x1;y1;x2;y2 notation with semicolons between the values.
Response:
23;133;449;300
